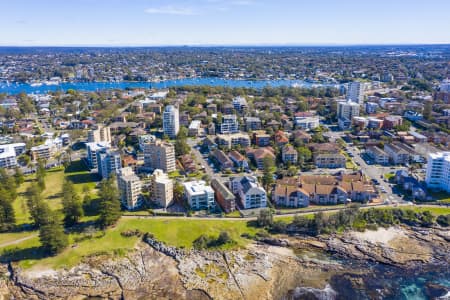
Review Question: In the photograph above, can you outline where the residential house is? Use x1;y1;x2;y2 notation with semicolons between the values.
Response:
179;154;197;174
212;149;233;170
314;154;346;168
282;144;298;164
272;177;309;208
245;117;262;131
274;131;289;147
246;147;276;170
252;131;271;147
366;146;389;165
384;143;410;165
274;173;378;205
228;150;249;170
291;130;312;144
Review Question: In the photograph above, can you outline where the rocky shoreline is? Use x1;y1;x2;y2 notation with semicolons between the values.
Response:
0;225;448;299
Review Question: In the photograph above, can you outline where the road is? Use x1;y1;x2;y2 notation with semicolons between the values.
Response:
186;137;218;180
346;145;406;204
121;203;438;221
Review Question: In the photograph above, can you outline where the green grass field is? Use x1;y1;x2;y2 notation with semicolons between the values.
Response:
402;206;450;215
1;217;264;270
427;191;450;203
1;205;448;271
13;160;100;225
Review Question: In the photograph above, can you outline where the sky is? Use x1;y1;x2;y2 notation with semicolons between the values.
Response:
1;0;450;46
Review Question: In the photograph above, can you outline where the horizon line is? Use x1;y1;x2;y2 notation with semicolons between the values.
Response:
1;42;450;48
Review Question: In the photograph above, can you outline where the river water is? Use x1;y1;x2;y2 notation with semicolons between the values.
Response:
0;78;340;94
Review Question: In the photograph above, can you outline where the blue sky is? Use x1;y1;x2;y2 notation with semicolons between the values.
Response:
1;0;450;46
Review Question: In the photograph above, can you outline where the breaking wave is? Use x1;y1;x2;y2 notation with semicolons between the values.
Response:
288;284;337;300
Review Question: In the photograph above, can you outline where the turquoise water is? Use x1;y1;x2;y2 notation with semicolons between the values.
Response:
0;77;340;94
328;262;450;300
287;250;449;300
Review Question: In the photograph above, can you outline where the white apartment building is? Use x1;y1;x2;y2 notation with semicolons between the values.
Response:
347;81;365;104
232;96;248;112
440;79;450;92
86;142;111;169
150;169;174;208
97;149;122;179
163;105;180;138
183;180;215;211
337;100;360;120
216;133;251;149
88;125;112;144
188;120;202;136
426;152;450;192
230;176;267;209
117;167;142;210
143;139;176;173
220;114;239;134
0;143;26;169
294;116;320;130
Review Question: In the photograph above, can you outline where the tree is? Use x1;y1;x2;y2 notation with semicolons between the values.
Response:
0;189;16;231
61;179;84;227
175;127;190;156
39;211;68;255
173;181;185;205
297;146;312;167
14;166;24;186
98;175;121;228
36;160;47;191
311;211;327;235
423;101;433;121
216;231;232;245
26;183;52;227
262;156;275;191
257;209;273;227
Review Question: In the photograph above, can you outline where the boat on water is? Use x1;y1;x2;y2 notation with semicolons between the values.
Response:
30;82;43;87
44;80;60;86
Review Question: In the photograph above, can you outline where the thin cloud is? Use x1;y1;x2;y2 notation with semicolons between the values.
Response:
145;6;198;16
230;0;254;5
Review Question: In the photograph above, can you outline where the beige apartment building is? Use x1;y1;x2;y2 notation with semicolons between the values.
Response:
88;125;112;144
150;169;174;208
117;167;142;210
143;139;176;173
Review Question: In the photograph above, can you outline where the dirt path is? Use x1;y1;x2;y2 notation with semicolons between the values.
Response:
0;234;38;248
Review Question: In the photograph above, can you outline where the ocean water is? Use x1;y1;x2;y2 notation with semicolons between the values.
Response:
286;250;449;300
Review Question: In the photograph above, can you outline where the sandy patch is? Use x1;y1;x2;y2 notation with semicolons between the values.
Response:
351;227;405;245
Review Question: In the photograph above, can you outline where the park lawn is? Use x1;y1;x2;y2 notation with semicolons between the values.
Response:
384;173;395;181
224;211;242;218
10;217;263;270
401;206;450;216
0;231;38;247
13;160;100;226
427;191;450;203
